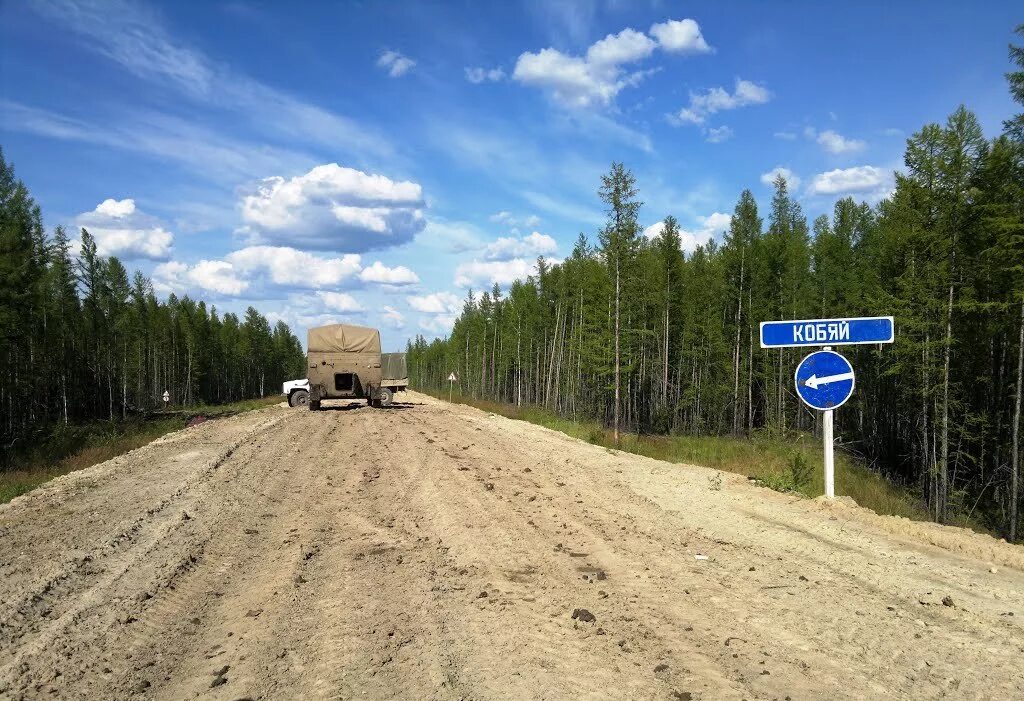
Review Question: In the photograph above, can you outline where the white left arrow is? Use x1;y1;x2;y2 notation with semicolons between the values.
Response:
805;371;854;390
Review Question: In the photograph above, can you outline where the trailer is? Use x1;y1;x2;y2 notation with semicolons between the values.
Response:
291;324;407;409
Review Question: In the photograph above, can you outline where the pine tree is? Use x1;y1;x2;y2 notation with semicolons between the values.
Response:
598;162;642;444
654;215;684;408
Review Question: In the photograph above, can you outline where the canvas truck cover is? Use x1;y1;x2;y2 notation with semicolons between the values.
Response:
381;353;408;380
307;324;381;354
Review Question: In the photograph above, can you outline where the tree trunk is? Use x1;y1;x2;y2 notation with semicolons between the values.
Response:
1010;298;1023;542
940;280;953;523
732;250;745;435
922;333;932;519
747;289;754;434
480;324;487;397
663;300;669;405
614;256;621;444
516;316;522;407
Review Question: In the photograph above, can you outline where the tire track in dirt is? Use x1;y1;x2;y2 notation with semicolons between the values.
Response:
1;393;1022;700
0;408;295;698
427;394;1024;700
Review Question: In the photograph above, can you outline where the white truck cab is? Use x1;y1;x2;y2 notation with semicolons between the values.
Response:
283;378;310;407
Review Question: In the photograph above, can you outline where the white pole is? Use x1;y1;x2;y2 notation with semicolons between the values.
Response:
823;408;835;499
819;345;836;499
449;379;453;403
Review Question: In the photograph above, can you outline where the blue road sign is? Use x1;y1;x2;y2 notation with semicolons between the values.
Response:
795;350;855;411
760;316;894;348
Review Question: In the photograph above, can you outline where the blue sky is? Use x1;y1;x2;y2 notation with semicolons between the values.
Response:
1;0;1020;351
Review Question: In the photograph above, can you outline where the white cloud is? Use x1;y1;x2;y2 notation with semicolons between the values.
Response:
643;211;732;253
522;190;604;226
262;292;372;336
490;211;543;229
418;218;485;253
408;291;462;315
513;21;708;108
513;47;619;108
774;131;797;140
483;231;557;260
294;311;363;329
152;245;421;298
675;78;771;125
649;19;711;54
760;166;801;191
317;291;363;312
408;291;462;333
815;129;865;154
806;166;887;196
154;260;248;296
225;246;362;288
76;198;173;260
465;66;505;83
700;212;733;234
377;50;415;77
454;258;536;288
82;226;173;260
358;261;420;285
586;28;657;66
239;163;425;251
94;198;136;218
1;100;316;188
418;314;458;333
643;221;666;239
27;0;392;167
190;261;247;295
705;125;733;143
381;306;405;328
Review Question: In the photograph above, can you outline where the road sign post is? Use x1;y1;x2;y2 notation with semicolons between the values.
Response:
762;316;894;500
794;348;855;499
822;403;835;499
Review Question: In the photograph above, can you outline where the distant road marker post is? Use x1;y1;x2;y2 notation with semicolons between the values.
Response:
448;372;458;402
760;316;894;499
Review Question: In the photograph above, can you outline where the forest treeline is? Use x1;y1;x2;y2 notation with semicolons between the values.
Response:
0;150;306;464
409;31;1024;538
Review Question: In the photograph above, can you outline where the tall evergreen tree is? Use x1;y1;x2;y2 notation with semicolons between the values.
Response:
597;162;642;444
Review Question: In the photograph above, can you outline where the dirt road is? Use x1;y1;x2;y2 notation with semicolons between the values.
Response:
1;392;1022;700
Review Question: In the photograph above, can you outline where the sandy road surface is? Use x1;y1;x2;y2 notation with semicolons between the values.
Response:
1;392;1023;700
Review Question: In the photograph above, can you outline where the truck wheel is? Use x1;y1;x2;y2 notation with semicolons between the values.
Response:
290;389;309;408
378;387;394;407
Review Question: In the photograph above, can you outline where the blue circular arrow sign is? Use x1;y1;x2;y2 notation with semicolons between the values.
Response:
795;350;855;410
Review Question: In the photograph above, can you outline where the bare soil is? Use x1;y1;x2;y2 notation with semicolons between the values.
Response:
1;391;1022;700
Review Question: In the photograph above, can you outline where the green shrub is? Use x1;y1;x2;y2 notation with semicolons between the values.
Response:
789;452;813;494
755;471;795;493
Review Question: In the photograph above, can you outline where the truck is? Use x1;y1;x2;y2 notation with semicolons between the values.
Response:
282;323;408;409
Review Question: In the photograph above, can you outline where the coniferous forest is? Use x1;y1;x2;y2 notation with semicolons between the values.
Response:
409;30;1024;539
0;151;306;464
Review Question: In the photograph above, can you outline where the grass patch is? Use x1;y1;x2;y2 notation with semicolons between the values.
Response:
423;388;978;530
0;396;281;505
